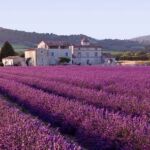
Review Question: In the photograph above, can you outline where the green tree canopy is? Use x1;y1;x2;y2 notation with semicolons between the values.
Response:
59;57;71;64
0;41;16;61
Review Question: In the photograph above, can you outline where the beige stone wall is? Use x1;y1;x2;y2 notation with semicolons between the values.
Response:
25;51;36;66
48;49;72;65
36;49;49;66
2;59;13;66
25;48;72;66
73;47;102;65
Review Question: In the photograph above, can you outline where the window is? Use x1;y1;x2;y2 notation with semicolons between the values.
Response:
87;59;90;65
95;52;98;57
78;52;81;57
51;52;54;56
65;52;69;57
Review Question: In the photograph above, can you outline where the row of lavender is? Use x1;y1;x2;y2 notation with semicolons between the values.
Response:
1;67;150;117
2;66;150;90
2;66;150;97
0;76;149;149
0;97;81;150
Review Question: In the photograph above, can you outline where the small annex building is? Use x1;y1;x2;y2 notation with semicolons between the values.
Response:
2;56;26;66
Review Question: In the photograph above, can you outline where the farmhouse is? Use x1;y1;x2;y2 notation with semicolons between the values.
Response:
25;41;72;66
25;38;103;66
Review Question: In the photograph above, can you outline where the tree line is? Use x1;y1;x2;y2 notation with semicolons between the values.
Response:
114;51;150;61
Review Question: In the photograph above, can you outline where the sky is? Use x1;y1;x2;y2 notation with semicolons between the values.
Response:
0;0;150;39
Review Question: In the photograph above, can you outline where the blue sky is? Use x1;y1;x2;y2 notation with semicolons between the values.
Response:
0;0;150;39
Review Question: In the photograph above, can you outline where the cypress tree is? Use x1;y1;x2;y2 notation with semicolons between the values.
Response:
0;41;16;61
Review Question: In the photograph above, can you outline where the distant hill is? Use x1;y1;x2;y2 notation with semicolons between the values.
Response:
0;27;96;47
0;27;145;51
98;39;144;51
131;35;150;46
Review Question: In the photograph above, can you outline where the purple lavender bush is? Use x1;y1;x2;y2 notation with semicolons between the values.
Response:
0;66;150;149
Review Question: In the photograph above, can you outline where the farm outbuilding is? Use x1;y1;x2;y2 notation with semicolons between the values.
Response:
2;56;26;66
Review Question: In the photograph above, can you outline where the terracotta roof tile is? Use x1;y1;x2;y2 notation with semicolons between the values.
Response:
44;41;70;47
2;56;22;59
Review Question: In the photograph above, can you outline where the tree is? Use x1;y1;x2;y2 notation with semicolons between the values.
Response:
0;41;16;61
59;57;71;64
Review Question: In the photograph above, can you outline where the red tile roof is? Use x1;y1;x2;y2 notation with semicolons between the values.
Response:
73;44;102;48
2;56;23;59
44;41;70;47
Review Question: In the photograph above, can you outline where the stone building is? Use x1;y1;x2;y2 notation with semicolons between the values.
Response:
2;56;26;66
25;41;72;66
25;38;102;66
71;38;102;65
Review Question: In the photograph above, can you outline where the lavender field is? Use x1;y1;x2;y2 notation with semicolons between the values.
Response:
0;66;150;150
